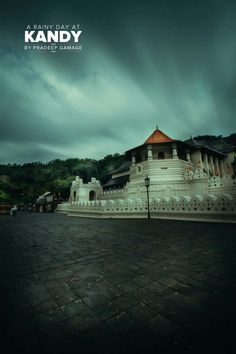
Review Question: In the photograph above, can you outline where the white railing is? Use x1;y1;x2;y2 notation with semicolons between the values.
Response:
57;194;236;217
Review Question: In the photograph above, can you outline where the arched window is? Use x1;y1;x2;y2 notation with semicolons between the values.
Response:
73;190;76;202
158;151;165;159
89;190;96;201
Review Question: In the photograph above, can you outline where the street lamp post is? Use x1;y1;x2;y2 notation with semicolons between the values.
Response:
145;175;150;219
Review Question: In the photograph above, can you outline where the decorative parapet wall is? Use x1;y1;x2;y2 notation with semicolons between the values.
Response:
57;193;236;220
99;188;126;200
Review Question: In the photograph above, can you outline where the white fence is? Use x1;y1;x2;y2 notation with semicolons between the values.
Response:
57;194;236;220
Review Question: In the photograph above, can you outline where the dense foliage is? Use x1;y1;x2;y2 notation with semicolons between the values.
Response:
193;133;236;144
0;154;126;204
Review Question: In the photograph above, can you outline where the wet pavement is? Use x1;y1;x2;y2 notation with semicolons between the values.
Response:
0;212;236;353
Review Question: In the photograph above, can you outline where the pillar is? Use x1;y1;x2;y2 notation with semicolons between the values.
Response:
219;160;224;177
131;151;136;165
198;152;203;169
214;157;220;176
172;144;178;159
203;154;209;173
186;150;191;162
147;145;153;160
209;156;215;176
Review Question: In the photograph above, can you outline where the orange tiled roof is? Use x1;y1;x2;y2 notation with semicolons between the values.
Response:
144;129;175;144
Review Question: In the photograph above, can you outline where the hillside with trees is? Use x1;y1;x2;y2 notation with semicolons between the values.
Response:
0;154;126;204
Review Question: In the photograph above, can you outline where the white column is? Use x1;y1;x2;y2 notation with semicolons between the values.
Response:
219;160;224;177
209;156;215;176
197;152;203;169
214;157;220;176
186;150;191;162
132;152;136;165
172;144;178;159
147;145;153;160
203;154;209;173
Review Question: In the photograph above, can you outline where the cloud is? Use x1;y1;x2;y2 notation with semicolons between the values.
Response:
0;0;235;163
0;45;156;162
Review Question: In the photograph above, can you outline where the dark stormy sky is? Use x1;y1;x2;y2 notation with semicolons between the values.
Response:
0;0;236;163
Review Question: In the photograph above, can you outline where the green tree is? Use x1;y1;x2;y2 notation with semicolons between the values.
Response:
0;189;11;203
49;176;74;199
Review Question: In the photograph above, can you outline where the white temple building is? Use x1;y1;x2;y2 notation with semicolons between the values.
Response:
57;128;236;220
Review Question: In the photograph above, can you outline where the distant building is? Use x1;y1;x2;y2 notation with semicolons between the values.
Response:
57;128;236;220
36;191;55;212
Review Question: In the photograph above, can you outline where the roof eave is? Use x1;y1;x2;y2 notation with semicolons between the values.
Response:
126;141;180;155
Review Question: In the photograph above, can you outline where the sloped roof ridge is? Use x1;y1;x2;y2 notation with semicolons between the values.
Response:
144;129;176;144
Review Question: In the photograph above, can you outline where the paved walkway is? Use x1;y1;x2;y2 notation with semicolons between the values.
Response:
0;213;235;353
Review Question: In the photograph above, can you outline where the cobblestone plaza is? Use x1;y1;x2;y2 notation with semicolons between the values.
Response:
0;213;236;353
